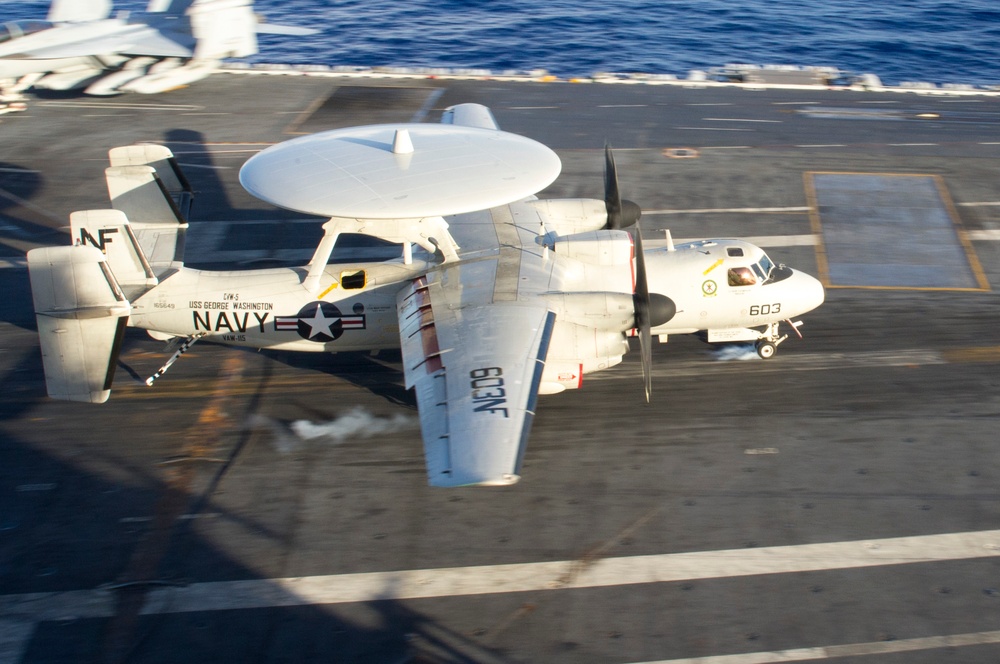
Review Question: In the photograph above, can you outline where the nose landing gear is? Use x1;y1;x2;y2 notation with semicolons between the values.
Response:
754;319;804;359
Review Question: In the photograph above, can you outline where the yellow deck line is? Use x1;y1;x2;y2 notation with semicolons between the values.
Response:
804;171;991;292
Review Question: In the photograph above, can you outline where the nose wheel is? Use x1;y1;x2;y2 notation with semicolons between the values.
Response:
755;340;777;359
754;320;804;359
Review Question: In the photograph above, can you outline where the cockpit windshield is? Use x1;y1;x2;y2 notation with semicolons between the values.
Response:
756;253;775;281
0;21;54;44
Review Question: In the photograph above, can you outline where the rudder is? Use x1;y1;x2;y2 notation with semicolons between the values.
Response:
106;145;192;274
47;0;112;22
27;245;131;403
71;209;157;295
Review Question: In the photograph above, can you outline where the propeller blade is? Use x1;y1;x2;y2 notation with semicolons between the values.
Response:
607;143;669;401
605;144;623;230
633;224;653;402
604;144;642;229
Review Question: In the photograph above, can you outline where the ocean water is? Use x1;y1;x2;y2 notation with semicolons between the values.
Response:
3;0;999;86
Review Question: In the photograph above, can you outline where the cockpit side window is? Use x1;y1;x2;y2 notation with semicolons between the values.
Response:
728;266;756;287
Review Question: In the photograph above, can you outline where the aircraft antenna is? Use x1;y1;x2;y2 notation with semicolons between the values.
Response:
392;129;414;154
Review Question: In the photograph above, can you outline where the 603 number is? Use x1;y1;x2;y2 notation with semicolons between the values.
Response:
750;303;781;316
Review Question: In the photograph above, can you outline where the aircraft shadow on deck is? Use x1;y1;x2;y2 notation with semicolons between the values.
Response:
0;162;65;251
261;346;415;409
111;334;415;412
2;427;490;663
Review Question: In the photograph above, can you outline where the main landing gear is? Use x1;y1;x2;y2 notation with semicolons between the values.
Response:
754;319;804;359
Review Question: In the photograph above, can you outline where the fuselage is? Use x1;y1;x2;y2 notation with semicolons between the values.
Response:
128;214;824;381
130;261;413;353
646;238;825;336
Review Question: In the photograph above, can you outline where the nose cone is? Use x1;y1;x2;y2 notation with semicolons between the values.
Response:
796;270;825;315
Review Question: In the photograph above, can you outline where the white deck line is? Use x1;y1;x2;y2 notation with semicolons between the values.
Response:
645;235;818;248
625;630;1000;664
2;532;998;663
644;207;812;215
2;530;998;623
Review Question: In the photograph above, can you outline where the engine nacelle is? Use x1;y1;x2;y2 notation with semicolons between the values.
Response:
527;199;608;235
542;291;636;332
551;229;633;266
541;321;628;394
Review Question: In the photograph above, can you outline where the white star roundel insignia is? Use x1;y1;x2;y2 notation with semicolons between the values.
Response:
274;302;366;342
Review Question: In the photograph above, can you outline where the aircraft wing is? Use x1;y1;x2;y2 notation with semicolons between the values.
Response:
10;27;192;59
398;273;555;487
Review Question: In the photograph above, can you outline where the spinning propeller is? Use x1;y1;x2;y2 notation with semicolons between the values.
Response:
604;145;675;402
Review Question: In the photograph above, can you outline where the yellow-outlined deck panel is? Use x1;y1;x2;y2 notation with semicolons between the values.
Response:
805;172;989;291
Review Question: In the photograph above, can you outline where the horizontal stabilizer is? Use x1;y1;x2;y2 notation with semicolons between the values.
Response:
27;246;131;403
255;23;318;37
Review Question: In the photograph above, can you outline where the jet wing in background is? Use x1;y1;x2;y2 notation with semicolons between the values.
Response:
1;0;318;97
398;273;555;487
5;27;193;60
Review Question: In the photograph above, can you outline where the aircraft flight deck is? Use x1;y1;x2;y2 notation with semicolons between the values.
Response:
1;67;999;664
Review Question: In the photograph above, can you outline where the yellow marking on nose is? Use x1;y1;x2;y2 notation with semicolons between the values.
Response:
703;259;724;275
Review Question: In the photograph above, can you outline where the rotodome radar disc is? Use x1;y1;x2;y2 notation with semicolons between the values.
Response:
239;123;562;219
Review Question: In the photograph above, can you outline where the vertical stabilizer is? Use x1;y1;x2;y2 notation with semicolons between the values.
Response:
108;145;192;216
27;245;131;403
189;0;259;59
106;145;191;275
71;210;157;293
48;0;112;22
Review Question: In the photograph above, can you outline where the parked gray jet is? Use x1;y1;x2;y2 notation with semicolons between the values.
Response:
0;0;314;99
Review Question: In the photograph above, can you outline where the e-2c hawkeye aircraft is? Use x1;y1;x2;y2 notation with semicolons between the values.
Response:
27;104;825;487
0;0;315;99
